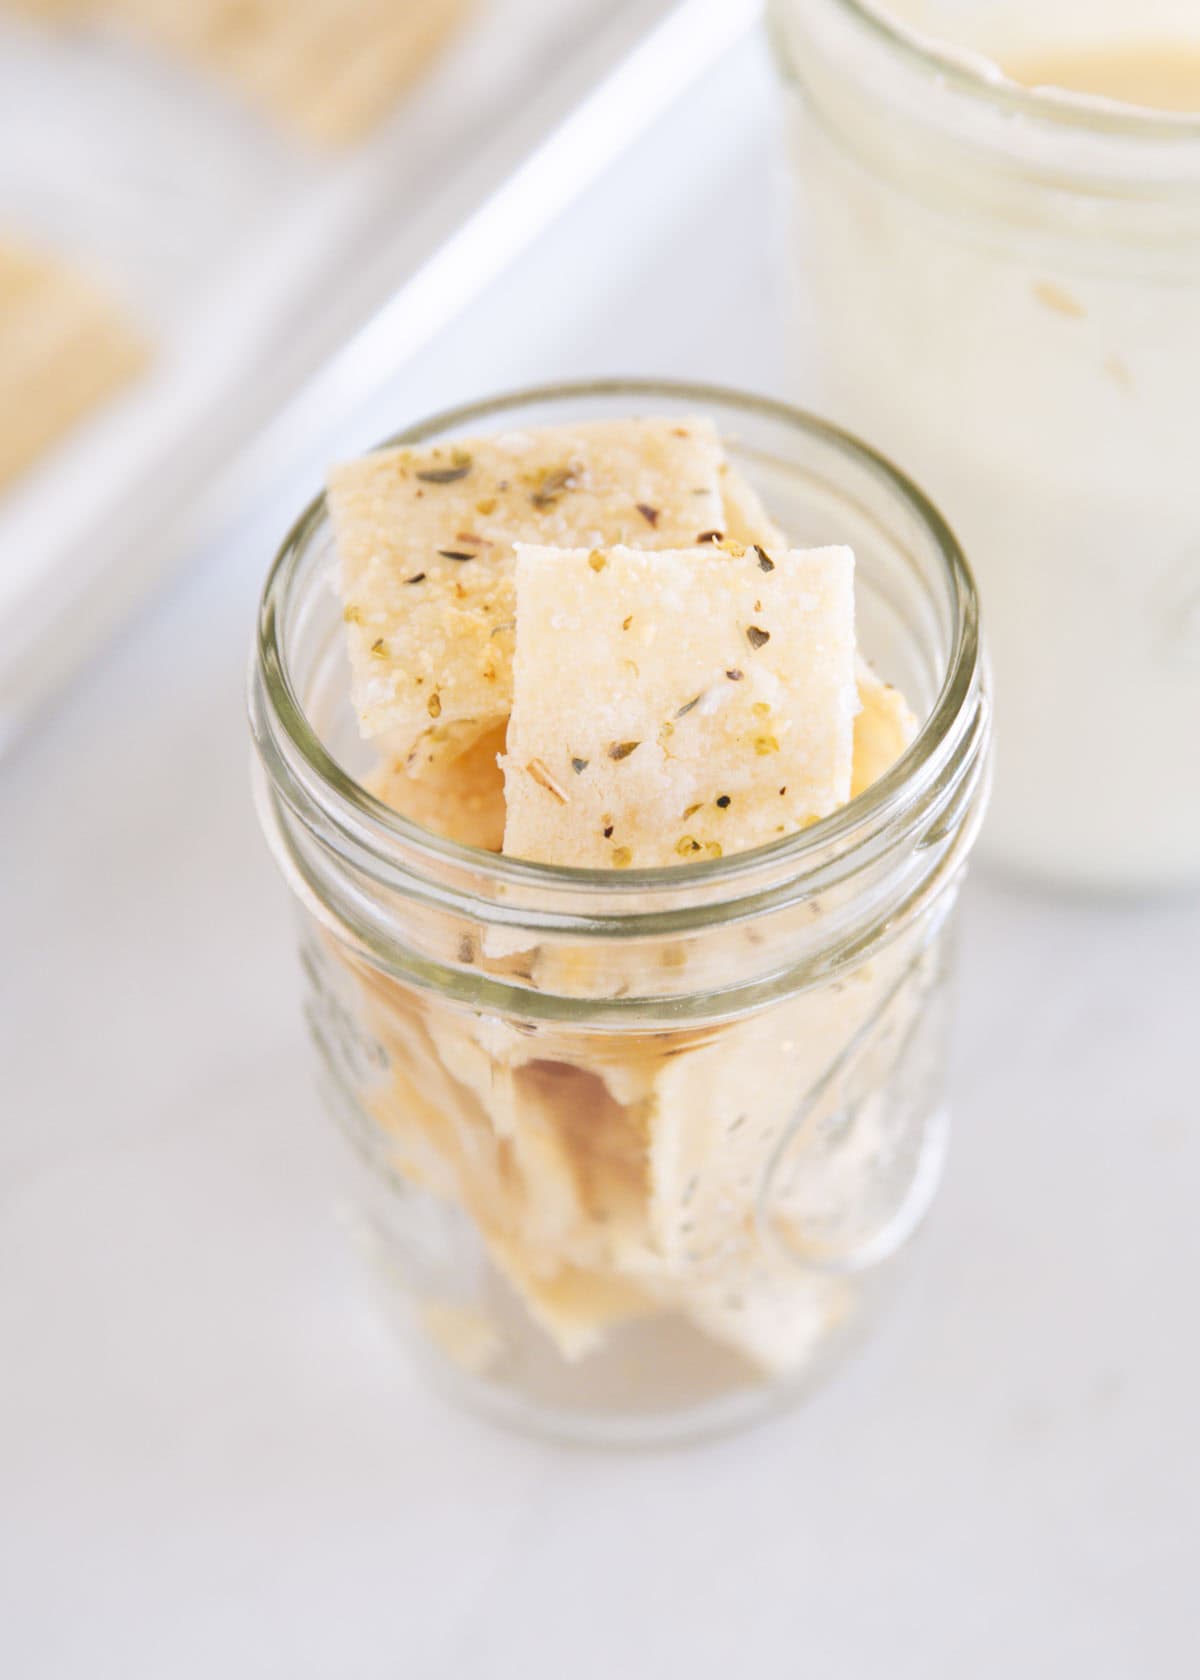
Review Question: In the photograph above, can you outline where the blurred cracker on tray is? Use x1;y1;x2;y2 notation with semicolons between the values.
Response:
0;240;148;492
2;0;474;143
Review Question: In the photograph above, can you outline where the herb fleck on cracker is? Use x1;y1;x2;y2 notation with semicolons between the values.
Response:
531;465;578;510
331;420;726;753
526;758;568;803
416;453;472;485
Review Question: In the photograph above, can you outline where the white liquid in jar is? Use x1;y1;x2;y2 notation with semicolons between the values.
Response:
779;19;1200;890
1006;44;1200;112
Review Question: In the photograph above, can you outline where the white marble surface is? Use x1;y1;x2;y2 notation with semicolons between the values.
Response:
2;31;1197;1680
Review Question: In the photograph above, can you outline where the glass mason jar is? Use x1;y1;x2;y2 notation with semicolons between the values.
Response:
769;0;1200;892
249;381;990;1445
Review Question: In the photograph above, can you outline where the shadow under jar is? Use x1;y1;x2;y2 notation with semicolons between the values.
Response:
770;0;1200;893
249;380;990;1445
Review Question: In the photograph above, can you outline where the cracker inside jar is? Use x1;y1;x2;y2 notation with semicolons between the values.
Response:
324;415;922;1377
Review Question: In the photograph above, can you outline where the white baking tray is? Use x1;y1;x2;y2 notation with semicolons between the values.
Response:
0;0;760;746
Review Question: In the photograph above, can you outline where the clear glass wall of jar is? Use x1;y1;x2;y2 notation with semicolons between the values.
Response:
249;381;990;1445
770;0;1200;892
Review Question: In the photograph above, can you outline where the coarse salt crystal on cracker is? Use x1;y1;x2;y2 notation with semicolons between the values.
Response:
502;543;857;869
327;418;726;760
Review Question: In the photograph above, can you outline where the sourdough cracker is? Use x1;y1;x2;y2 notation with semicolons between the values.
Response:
308;408;939;1383
0;243;147;490
356;976;654;1360
681;1264;851;1377
645;946;915;1270
366;720;506;850
328;419;725;759
106;0;470;143
424;1007;652;1265
714;463;920;806
502;542;857;868
352;944;896;1373
277;0;473;144
853;658;919;799
487;1239;658;1363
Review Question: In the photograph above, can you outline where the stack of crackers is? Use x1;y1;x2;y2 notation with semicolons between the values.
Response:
328;417;917;868
322;416;922;1375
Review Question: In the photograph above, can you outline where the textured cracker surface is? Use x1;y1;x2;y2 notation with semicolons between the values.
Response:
328;419;725;757
366;721;506;850
315;420;931;1374
716;469;917;804
502;542;857;868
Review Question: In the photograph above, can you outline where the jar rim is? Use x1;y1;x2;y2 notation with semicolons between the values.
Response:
797;0;1200;143
252;378;983;913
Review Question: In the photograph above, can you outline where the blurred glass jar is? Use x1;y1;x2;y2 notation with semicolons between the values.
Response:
249;381;989;1445
770;0;1200;891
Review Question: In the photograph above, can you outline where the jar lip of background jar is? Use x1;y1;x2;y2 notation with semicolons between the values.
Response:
806;0;1200;143
769;0;1196;199
251;379;984;933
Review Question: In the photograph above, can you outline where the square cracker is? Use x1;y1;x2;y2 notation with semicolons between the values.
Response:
701;465;920;804
502;543;857;869
645;945;913;1271
328;418;726;759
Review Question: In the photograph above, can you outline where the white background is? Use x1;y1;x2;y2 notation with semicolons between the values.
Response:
2;27;1197;1680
